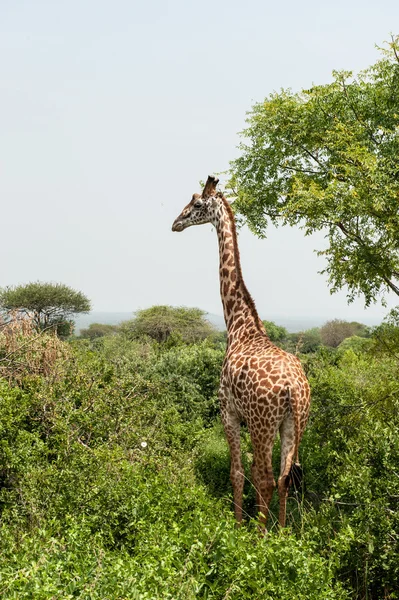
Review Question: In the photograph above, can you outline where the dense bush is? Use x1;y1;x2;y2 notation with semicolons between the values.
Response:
0;313;68;383
285;327;323;354
262;320;288;343
299;347;399;597
79;322;119;339
148;341;224;424
0;321;398;598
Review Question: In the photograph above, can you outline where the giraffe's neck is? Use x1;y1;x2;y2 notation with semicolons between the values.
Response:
215;200;267;342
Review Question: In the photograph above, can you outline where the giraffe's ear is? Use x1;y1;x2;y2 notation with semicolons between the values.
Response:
227;196;237;205
202;175;219;198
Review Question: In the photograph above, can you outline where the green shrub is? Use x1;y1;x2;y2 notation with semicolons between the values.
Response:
300;351;399;598
195;422;232;497
148;341;224;424
1;322;399;598
0;515;348;599
79;322;119;339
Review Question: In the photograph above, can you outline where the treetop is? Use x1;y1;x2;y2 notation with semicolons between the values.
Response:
229;35;399;306
0;282;91;314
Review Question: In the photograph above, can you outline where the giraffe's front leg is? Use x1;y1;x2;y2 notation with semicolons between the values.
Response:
220;395;244;524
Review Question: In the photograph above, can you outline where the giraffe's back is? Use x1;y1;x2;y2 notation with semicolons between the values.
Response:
221;337;310;430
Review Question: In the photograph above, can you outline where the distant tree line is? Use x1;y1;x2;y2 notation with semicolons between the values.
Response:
262;318;370;353
78;305;372;354
0;280;374;353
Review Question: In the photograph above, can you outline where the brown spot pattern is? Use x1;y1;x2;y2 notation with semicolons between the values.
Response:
172;178;311;532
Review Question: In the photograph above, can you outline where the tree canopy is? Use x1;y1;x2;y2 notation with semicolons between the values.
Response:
120;305;216;344
229;36;399;306
79;323;119;340
319;319;369;348
0;282;91;336
287;327;322;354
262;320;288;343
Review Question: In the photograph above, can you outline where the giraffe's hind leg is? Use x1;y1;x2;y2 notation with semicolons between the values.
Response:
278;414;296;527
249;416;280;533
251;445;275;532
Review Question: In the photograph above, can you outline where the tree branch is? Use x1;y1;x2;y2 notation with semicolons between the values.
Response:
281;164;324;176
391;34;399;64
337;221;399;296
339;77;380;146
297;144;329;173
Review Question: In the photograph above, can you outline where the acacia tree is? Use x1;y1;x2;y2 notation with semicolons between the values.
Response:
229;36;399;306
0;282;91;336
120;305;216;344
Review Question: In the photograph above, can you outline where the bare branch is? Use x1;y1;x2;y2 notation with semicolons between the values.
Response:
391;34;399;63
298;145;329;173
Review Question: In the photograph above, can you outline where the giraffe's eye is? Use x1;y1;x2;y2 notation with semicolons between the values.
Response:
194;199;203;209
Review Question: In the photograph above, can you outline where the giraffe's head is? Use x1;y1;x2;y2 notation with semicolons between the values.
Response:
172;175;221;232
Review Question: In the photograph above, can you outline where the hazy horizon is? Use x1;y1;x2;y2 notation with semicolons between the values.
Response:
73;308;387;335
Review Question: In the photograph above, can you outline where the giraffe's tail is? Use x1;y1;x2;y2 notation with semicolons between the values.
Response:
287;385;301;468
287;385;306;495
289;462;303;494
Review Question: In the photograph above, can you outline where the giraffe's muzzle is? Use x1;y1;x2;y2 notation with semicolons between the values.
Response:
172;219;184;232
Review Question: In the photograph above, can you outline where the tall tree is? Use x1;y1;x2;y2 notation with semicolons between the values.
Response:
319;319;368;348
0;282;91;336
229;36;399;306
120;305;216;344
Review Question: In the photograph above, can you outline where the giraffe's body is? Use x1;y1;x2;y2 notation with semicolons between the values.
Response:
172;176;310;529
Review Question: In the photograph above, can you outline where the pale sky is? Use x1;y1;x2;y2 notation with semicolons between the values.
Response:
1;0;398;324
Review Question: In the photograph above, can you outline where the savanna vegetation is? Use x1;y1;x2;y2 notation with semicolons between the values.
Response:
0;303;398;599
2;35;399;600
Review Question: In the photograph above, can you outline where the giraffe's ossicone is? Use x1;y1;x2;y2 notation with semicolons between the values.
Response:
172;175;311;531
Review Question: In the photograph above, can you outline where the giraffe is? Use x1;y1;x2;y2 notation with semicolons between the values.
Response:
172;175;310;531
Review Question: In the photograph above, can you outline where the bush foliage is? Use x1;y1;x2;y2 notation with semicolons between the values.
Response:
79;322;120;339
0;310;398;598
